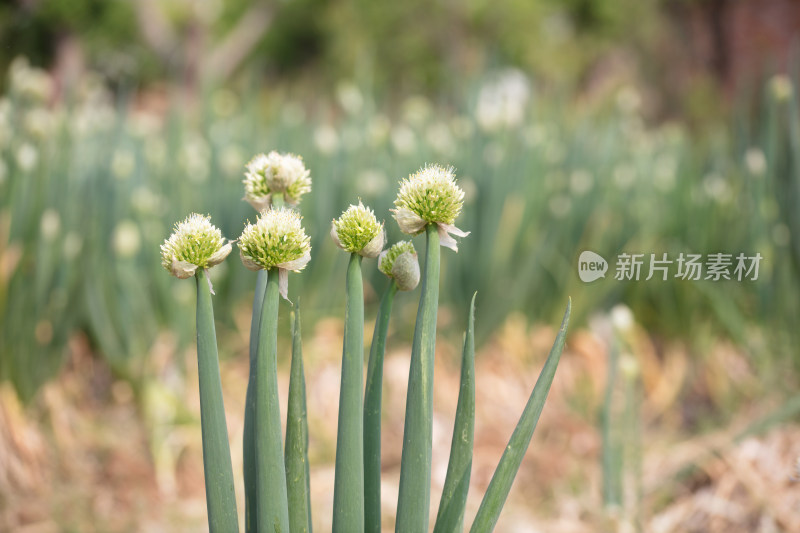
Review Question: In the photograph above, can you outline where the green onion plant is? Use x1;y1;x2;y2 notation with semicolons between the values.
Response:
160;158;571;532
160;214;238;532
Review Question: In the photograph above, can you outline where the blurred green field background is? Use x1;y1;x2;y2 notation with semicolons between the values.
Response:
2;1;800;531
2;50;799;401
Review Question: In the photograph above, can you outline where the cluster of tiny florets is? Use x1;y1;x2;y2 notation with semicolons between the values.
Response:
333;202;382;253
243;151;311;206
394;164;464;227
379;240;416;276
160;214;226;271
238;207;311;269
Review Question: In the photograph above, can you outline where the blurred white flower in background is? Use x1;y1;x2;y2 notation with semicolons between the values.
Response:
426;121;455;156
179;134;211;182
769;75;793;102
745;147;767;177
73;104;115;136
63;233;83;260
40;209;60;241
132;187;165;215
548;194;572;218
336;81;364;115
314;124;340;154
145;137;167;169
402;95;432;127
16;143;38;172
569;169;594;196
450;115;474;140
367;114;390;146
653;154;677;192
523;123;548;148
358;169;388;196
113;220;141;258
616;86;642;116
622;116;646;142
391;124;416;155
772;223;790;246
219;144;246;177
702;172;731;205
9;57;53;103
476;68;531;132
610;304;635;333
23;108;55;140
613;163;637;190
71;78;115;136
128;112;162;139
112;148;136;180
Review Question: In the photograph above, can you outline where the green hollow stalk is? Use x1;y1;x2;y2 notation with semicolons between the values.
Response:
244;193;284;533
333;253;365;532
255;268;290;533
433;292;477;533
244;269;267;533
396;223;440;531
194;269;239;532
470;299;571;533
363;280;399;532
286;307;312;533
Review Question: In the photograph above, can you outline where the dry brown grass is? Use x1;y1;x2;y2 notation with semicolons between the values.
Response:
1;313;798;532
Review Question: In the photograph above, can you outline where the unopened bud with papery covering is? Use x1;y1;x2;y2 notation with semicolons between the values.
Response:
378;240;419;291
331;201;385;258
160;213;232;279
243;151;312;210
238;206;311;300
392;164;469;251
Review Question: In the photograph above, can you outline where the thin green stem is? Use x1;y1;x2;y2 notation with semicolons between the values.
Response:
470;299;571;533
256;268;290;533
272;193;285;208
244;269;267;533
433;293;477;533
363;280;398;533
601;339;621;510
396;223;440;532
194;269;239;532
286;306;313;533
333;253;365;532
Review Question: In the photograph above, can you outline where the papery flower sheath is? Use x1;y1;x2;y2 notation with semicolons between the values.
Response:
378;240;420;291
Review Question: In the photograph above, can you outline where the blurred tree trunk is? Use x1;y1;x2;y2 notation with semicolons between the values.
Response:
52;32;84;102
131;0;274;91
705;0;730;82
203;4;274;84
134;0;179;70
